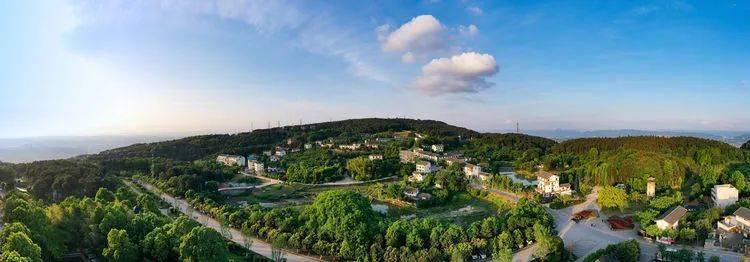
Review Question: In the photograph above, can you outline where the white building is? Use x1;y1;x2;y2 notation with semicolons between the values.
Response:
415;161;435;174
247;160;264;174
655;206;688;230
431;144;444;153
712;184;739;208
304;143;313;149
339;143;362;150
216;154;246;166
404;187;419;198
536;171;571;196
464;164;481;178
275;149;287;157
410;172;426;182
368;154;383;160
718;207;750;236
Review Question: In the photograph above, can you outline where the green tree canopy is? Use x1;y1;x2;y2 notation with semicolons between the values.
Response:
178;226;228;262
1;232;42;262
598;186;629;210
102;229;138;262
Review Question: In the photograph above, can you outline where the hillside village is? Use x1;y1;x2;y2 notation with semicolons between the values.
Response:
203;121;750;261
2;118;750;262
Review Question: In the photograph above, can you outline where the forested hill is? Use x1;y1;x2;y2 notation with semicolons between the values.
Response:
548;136;747;191
94;118;479;162
475;133;557;154
553;136;742;158
743;140;750;150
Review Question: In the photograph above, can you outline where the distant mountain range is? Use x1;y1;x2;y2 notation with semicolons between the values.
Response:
0;135;179;163
519;129;750;147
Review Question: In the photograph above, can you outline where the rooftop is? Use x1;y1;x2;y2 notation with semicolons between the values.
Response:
734;207;750;221
656;206;688;225
537;171;556;179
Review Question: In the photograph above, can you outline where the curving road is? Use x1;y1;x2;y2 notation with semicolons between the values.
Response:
130;180;324;262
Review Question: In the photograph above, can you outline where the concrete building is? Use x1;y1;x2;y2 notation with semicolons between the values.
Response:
339;143;362;150
430;144;444;153
248;160;264;174
216;154;246;166
415;161;435;174
410;172;426;182
464;164;481;178
399;150;416;163
536;171;559;195
655;206;688;230
274;148;287;157
647;177;656;197
444;157;465;166
712;184;739;208
304;143;313;149
716;207;750;250
404;187;419;198
368;154;383;160
413;149;441;162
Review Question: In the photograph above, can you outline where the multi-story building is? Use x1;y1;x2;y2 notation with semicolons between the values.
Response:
536;171;572;196
430;144;444;153
444;157;465;166
415;161;435;174
464;164;481;178
216;154;246;166
368;154;383;160
413;149;441;162
339;143;362;150
712;184;739;208
247;160;264;174
399;150;416;163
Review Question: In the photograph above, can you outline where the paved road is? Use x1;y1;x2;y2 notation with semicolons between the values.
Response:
132;180;323;262
241;171;397;187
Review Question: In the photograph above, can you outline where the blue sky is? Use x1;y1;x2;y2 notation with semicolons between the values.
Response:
1;0;749;138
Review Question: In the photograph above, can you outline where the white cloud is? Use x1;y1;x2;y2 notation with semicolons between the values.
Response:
411;52;498;95
467;6;483;16
458;24;479;36
380;15;444;53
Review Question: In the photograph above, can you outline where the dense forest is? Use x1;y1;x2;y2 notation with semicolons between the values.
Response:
545;136;748;193
743;140;750;150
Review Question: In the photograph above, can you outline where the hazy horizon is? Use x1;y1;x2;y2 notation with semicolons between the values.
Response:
2;1;749;138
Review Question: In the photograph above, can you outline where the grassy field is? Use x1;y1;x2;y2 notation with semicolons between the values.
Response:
227;182;510;225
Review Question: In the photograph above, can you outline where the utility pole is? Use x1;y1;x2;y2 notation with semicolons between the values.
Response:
516;122;520;133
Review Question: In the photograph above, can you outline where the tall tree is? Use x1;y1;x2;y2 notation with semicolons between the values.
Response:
1;232;42;262
178;227;228;262
102;229;138;262
598;186;629;210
